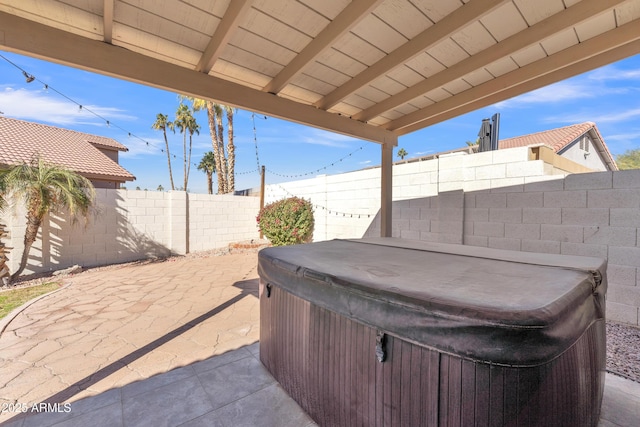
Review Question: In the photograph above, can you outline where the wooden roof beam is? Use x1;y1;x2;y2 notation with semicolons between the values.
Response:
103;0;114;44
0;11;396;145
387;18;640;133
396;37;640;135
195;0;252;74
262;0;384;95
314;0;509;111
354;0;626;123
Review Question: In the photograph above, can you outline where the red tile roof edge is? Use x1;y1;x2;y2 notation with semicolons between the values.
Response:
499;122;618;170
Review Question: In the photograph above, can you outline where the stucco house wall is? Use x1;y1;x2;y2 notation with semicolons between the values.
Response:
559;134;609;171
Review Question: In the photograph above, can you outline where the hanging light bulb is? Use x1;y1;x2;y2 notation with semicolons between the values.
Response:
22;71;35;83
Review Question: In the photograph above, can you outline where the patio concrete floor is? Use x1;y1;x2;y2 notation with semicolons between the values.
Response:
0;252;638;426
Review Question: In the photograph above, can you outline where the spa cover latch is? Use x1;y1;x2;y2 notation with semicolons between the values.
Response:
591;270;602;291
375;331;387;363
266;283;272;298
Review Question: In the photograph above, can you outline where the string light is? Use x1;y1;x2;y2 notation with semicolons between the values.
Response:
1;53;370;187
251;113;261;173
0;53;208;170
269;184;373;219
266;146;365;178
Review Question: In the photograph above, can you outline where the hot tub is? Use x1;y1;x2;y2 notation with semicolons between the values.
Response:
258;238;607;426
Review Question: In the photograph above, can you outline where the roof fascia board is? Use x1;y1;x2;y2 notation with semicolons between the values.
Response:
0;12;396;145
314;0;509;110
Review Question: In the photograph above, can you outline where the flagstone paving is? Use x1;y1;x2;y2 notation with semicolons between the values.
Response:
0;252;639;426
0;253;262;424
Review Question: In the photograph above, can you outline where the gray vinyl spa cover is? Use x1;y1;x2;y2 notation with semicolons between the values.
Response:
258;238;607;367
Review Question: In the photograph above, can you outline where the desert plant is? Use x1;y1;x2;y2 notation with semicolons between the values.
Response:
257;197;314;246
3;157;95;281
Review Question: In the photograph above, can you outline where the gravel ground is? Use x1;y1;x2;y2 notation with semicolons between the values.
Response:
2;246;639;384
607;321;640;383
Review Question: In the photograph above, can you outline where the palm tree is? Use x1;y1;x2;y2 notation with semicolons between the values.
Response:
181;96;234;194
397;148;408;160
225;106;235;193
185;110;200;189
174;104;199;191
198;151;216;194
213;103;228;194
152;113;176;190
157;184;164;192
3;157;95;281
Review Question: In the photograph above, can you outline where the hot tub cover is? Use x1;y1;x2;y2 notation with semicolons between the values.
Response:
258;238;607;367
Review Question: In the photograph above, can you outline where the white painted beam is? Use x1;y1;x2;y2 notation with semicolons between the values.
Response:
397;37;640;135
354;0;626;123
0;11;396;145
380;142;394;237
262;0;384;94
387;18;640;132
103;0;114;44
314;0;509;111
195;0;252;74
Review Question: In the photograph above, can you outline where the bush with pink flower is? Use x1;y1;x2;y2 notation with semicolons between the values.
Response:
256;197;314;246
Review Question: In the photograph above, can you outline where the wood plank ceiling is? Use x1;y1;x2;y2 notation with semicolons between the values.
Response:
1;0;640;237
1;0;640;145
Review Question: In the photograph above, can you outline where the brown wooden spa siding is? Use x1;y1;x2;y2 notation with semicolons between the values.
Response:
260;285;605;426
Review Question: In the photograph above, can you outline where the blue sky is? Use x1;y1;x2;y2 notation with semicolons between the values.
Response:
1;51;639;194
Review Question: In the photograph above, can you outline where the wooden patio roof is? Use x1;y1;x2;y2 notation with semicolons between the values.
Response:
1;0;639;235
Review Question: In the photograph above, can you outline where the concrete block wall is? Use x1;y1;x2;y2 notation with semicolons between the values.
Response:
371;170;640;326
2;190;260;276
266;150;640;326
266;147;567;242
188;193;260;252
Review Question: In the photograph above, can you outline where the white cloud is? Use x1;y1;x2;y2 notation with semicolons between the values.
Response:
605;130;640;141
494;81;597;109
120;135;165;158
544;108;640;125
359;160;372;165
588;65;640;81
255;126;363;148
0;86;136;126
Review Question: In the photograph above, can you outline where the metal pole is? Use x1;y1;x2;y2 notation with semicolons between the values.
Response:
259;165;265;239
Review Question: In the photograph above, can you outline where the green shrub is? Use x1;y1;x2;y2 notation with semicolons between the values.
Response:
257;197;314;246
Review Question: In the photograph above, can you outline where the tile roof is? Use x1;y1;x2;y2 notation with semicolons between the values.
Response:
499;122;617;170
499;122;593;151
0;116;135;181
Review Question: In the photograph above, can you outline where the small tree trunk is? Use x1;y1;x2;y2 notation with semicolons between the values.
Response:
183;132;188;191
163;130;175;191
226;108;235;193
11;215;42;280
207;172;213;195
186;133;193;190
0;222;9;284
216;110;228;193
207;101;224;194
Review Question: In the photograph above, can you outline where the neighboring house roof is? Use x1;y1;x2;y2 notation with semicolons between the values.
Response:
0;116;135;182
499;122;618;171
